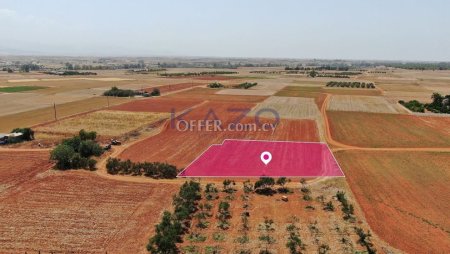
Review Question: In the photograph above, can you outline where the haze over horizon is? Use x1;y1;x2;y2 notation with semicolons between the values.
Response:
1;0;449;61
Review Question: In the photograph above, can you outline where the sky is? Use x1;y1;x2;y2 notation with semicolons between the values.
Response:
1;0;449;61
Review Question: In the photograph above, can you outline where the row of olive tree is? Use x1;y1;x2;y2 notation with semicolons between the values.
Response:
147;181;201;253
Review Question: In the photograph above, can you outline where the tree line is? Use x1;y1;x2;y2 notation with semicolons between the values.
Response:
103;86;160;97
399;92;450;113
147;181;201;253
233;82;258;89
285;65;351;71
106;158;178;179
159;71;237;77
207;82;224;88
44;71;97;76
326;81;376;89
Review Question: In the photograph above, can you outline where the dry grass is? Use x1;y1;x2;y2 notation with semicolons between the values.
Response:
37;110;168;136
248;96;320;120
0;97;134;132
328;95;402;114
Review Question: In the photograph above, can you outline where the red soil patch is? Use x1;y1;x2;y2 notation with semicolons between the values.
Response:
119;101;319;167
315;93;328;109
0;169;178;253
167;87;268;103
143;82;205;94
327;111;450;148
0;150;52;196
335;150;450;253
108;97;204;113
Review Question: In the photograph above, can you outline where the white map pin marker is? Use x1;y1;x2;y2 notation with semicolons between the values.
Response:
260;151;272;165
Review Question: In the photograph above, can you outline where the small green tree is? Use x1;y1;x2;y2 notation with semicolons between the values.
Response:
50;144;75;169
254;177;276;195
151;88;161;96
147;211;182;253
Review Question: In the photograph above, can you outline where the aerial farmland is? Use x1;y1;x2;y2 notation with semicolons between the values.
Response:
1;57;448;254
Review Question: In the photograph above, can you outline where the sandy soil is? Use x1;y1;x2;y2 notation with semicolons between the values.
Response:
327;95;402;114
248;96;321;120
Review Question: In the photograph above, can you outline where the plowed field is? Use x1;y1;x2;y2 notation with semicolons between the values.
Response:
0;169;178;253
335;150;450;253
119;101;319;167
327;111;450;148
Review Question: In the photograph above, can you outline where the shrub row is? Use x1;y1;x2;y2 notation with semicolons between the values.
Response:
103;86;137;97
106;158;177;179
399;93;450;114
326;81;375;88
336;191;355;221
207;82;224;88
233;82;257;89
159;71;237;77
147;181;201;253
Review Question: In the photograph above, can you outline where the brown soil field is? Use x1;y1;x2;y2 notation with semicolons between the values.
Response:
109;97;205;113
178;178;397;253
119;101;318;167
0;96;134;132
327;111;450;148
0;150;51;196
0;169;179;253
335;150;450;253
166;87;268;103
36;110;169;137
275;86;335;109
142;82;206;94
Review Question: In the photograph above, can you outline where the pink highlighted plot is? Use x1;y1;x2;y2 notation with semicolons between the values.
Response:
177;140;344;177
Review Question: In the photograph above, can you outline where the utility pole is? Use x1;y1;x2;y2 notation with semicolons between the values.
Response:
106;96;110;107
53;103;57;121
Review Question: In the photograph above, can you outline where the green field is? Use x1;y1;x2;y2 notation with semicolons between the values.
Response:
0;86;47;93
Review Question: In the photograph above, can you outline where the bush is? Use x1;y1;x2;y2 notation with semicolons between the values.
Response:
50;144;75;170
79;140;103;157
150;88;160;96
105;158;178;179
254;177;276;195
207;82;224;88
147;211;182;253
51;130;102;170
88;158;97;170
103;86;137;97
79;129;97;140
234;82;257;89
